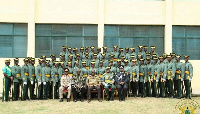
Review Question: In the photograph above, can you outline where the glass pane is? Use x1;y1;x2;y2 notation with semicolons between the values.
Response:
149;37;164;56
119;26;134;37
104;25;119;37
0;36;13;57
36;24;51;36
67;25;82;36
134;26;149;37
149;26;164;37
186;26;200;38
35;37;51;57
84;37;98;48
52;24;67;36
186;39;200;60
0;23;13;35
119;37;134;48
52;37;66;56
67;37;83;48
104;37;119;52
172;26;185;38
83;25;97;36
14;24;28;35
172;38;186;57
13;36;27;57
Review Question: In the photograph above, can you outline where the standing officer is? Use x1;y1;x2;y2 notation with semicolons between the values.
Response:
29;58;36;100
115;65;129;101
35;58;43;100
12;58;21;101
2;59;13;102
130;60;139;97
175;55;184;99
102;67;115;101
146;58;153;97
42;60;51;100
49;55;56;68
21;58;29;100
183;55;193;99
151;57;160;97
51;61;59;99
72;69;86;102
139;59;147;98
110;45;119;59
59;68;72;102
60;46;67;55
86;70;102;103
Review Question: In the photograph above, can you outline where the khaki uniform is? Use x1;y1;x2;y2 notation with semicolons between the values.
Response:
59;74;72;99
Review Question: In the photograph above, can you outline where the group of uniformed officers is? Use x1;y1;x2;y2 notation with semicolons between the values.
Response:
2;45;193;102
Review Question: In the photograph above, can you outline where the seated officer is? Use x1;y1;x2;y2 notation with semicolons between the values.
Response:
102;67;115;101
72;69;86;102
86;70;101;103
115;65;129;101
59;68;72;102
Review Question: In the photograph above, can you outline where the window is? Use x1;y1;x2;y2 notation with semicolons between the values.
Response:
0;23;28;57
173;26;200;60
104;25;164;56
35;24;98;58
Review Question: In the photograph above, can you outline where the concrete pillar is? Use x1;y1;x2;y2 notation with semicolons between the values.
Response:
27;0;35;57
98;0;104;49
164;0;172;54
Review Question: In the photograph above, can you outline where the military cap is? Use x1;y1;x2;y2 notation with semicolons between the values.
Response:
5;59;11;62
140;58;144;61
85;53;89;55
93;53;97;56
74;60;79;63
41;55;46;59
45;60;50;63
80;47;84;50
146;58;151;60
68;54;73;57
184;55;189;58
109;60;113;63
170;53;176;56
23;58;29;62
119;48;123;51
138;45;143;48
50;54;56;58
110;54;114;57
163;53;167;56
117;59;121;62
62;46;67;48
91;61;95;64
90;46;95;49
67;61;72;64
82;61;86;64
67;47;72;50
64;68;69;72
130;47;135;50
102;46;107;49
97;47;101;50
119;65;124;69
153;57;158;60
131;59;137;62
125;47;129;50
167;55;171;58
137;54;142;57
31;58;35;61
102;53;106;56
159;56;164;59
73;48;77;51
143;46;148;48
60;54;65;57
14;58;19;61
38;58;43;61
176;55;181;58
53;61;59;64
146;53;151;56
85;47;89;50
130;55;135;58
113;45;118;48
76;54;80;57
152;54;157;57
99;60;104;63
120;56;125;59
59;61;64;64
151;46;156;49
124;59;129;63
106;66;111;69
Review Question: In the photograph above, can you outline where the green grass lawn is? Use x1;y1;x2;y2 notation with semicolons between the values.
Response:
0;97;200;114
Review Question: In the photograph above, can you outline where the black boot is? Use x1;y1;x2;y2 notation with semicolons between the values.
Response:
59;98;63;102
67;98;70;102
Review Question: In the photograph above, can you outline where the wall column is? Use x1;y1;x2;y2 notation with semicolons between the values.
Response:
164;0;173;54
98;0;104;49
27;0;35;57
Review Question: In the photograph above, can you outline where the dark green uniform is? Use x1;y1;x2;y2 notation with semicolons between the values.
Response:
130;64;139;97
102;72;115;100
51;65;59;99
21;63;29;100
175;61;184;98
29;64;36;100
42;66;51;99
35;63;43;100
12;64;21;101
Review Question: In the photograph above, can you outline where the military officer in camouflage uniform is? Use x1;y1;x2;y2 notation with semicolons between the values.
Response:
72;69;86;102
42;60;51;100
21;58;29;100
86;70;102;102
183;55;193;99
115;65;129;101
12;58;21;101
59;68;72;102
130;60;139;97
35;58;43;100
175;55;184;99
102;67;115;101
29;58;36;100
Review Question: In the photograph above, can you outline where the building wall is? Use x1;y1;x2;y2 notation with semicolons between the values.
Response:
0;0;199;93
